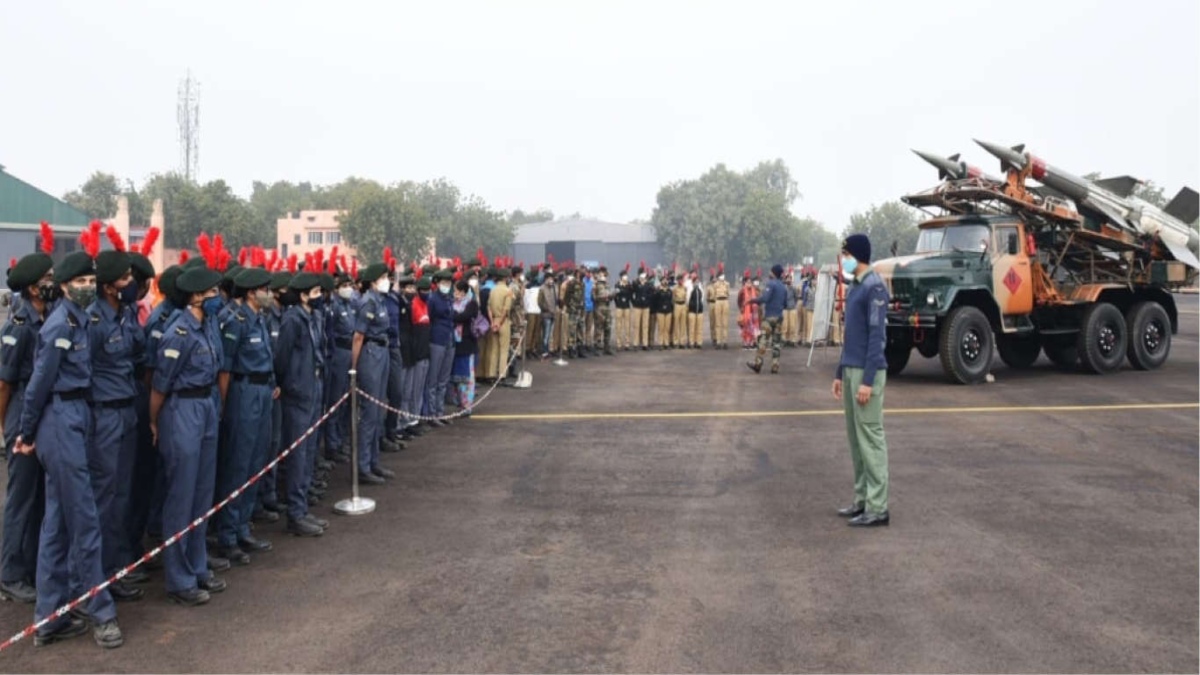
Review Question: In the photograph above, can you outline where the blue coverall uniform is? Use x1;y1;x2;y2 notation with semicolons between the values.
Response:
274;303;325;523
324;293;355;456
354;289;390;476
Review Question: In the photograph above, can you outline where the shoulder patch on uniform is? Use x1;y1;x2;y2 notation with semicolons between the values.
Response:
366;312;375;319
54;337;72;350
11;317;24;325
163;348;180;359
224;333;238;340
175;326;189;335
150;329;163;339
89;313;101;323
235;312;246;322
2;335;16;345
66;315;77;328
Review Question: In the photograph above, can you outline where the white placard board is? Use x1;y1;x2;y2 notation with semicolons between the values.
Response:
808;271;836;343
524;287;541;315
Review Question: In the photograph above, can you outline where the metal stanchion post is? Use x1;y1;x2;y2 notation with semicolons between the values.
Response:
334;369;375;516
514;331;533;388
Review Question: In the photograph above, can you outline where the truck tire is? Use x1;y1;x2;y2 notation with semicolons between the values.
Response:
997;334;1041;369
886;340;912;376
1125;301;1171;370
1043;337;1078;370
1077;302;1127;374
938;306;993;384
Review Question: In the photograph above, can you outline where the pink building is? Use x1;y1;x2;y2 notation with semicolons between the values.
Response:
276;210;357;262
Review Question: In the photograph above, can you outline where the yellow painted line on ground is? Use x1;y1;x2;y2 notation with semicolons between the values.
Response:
472;402;1199;421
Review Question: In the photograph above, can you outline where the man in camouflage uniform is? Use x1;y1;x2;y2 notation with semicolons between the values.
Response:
564;268;587;359
591;267;614;355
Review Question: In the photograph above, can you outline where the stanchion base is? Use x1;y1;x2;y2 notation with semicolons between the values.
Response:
552;357;568;366
333;496;376;516
513;371;533;388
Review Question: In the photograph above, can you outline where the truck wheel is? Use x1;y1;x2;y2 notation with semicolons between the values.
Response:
1077;302;1127;374
1043;337;1078;370
1125;301;1171;370
886;340;912;375
997;334;1041;369
938;306;993;384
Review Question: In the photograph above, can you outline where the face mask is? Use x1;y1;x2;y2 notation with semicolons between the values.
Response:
438;282;452;294
309;292;324;309
38;282;61;303
67;284;96;308
376;279;391;294
638;274;646;281
468;278;478;288
118;283;139;305
841;256;858;277
254;289;272;306
337;287;353;300
718;274;725;281
201;296;223;316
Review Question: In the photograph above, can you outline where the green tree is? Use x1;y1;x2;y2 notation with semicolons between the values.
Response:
123;179;148;226
141;173;203;250
338;183;432;263
63;171;122;220
844;202;921;258
507;208;554;226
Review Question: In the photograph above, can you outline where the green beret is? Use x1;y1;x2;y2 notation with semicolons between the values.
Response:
510;265;523;276
7;253;53;291
416;277;432;291
54;252;96;284
396;273;415;285
222;264;244;283
129;253;155;284
433;269;454;281
317;272;333;291
176;267;223;294
498;267;512;279
95;250;132;285
269;271;292;291
183;256;208;270
234;267;272;290
359;263;388;284
420;263;439;275
597;266;608;274
335;273;352;286
158;265;183;298
465;258;481;267
288;272;321;292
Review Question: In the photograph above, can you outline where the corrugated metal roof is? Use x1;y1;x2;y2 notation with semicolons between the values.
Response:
513;218;657;244
0;168;90;226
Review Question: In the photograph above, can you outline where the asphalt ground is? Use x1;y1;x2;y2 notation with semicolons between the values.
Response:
1;296;1197;673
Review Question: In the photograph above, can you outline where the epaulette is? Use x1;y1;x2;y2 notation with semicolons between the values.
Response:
11;317;25;326
89;313;101;324
66;315;77;328
175;326;189;336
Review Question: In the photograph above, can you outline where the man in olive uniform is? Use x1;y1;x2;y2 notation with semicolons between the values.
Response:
671;274;688;348
0;250;56;604
591;267;614;355
709;268;731;349
564;269;586;359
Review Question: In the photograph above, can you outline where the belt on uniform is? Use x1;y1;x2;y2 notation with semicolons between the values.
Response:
674;301;685;305
366;337;387;347
715;297;728;300
234;372;272;385
173;387;212;399
54;389;90;402
334;337;352;350
92;397;135;409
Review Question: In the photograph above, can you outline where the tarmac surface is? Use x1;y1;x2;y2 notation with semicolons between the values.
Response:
0;295;1197;673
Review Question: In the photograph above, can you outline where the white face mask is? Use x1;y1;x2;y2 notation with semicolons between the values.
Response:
376;279;391;294
337;286;353;300
468;278;478;288
438;282;452;294
718;274;725;281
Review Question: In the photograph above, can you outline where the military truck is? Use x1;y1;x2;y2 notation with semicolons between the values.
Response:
874;146;1198;384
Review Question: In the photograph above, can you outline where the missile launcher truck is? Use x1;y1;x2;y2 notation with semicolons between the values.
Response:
875;142;1199;384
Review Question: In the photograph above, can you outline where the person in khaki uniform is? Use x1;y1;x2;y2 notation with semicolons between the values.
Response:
486;269;514;379
613;268;633;350
709;267;731;349
671;275;688;348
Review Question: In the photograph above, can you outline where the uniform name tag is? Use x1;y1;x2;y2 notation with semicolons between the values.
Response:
1;336;15;345
54;338;71;350
224;333;237;340
150;330;163;339
250;337;262;343
164;349;180;359
366;313;375;319
270;331;279;338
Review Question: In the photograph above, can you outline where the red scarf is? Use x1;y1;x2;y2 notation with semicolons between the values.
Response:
412;295;430;325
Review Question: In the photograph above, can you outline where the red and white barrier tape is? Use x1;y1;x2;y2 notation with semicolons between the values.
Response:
0;391;350;653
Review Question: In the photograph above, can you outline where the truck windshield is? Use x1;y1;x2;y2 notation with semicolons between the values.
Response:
915;224;991;253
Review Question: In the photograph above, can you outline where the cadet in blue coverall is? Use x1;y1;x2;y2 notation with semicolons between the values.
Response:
86;249;146;602
213;267;277;564
123;251;157;584
16;250;123;649
257;271;291;519
324;272;356;461
149;265;228;607
273;272;328;537
0;251;56;604
352;263;395;485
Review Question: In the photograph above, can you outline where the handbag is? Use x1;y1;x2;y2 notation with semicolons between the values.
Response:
471;313;490;338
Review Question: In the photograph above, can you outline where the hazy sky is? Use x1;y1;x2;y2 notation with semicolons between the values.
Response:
2;0;1196;234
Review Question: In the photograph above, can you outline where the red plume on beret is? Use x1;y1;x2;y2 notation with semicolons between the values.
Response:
250;247;265;268
287;254;298;274
413;266;424;280
105;224;127;252
718;262;724;273
179;250;190;264
218;249;231;271
756;267;762;278
265;249;279;271
329;246;340;273
238;247;248;267
453;270;462;282
139;226;160;256
327;253;338;276
481;251;490;268
39;221;55;256
8;257;17;270
350;259;358;280
196;233;215;268
81;221;103;258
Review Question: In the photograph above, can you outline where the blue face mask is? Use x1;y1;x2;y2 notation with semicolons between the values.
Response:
202;296;224;316
119;283;140;305
841;257;858;277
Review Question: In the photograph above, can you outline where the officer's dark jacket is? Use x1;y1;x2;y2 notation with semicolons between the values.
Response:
0;300;44;447
632;281;654;308
274;304;323;404
613;283;632;309
654;287;673;314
